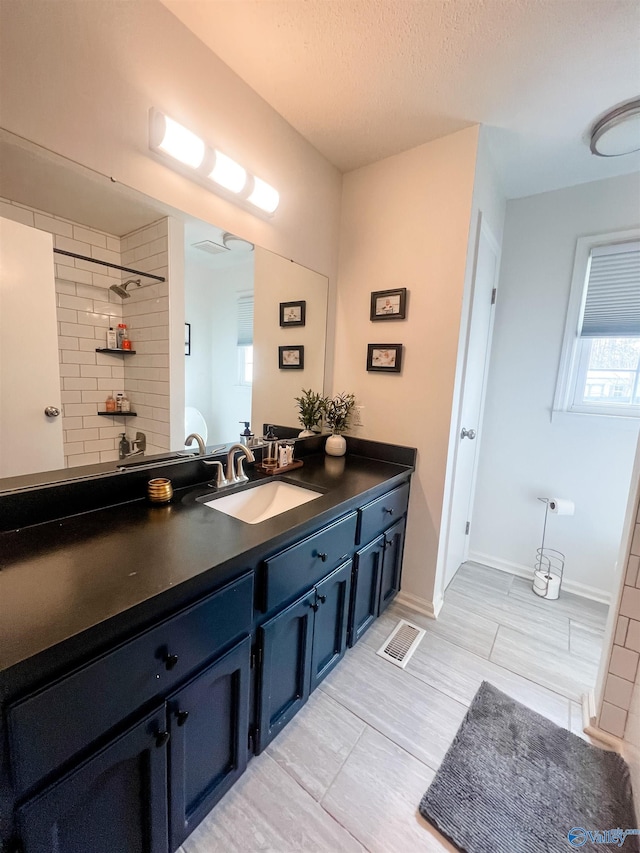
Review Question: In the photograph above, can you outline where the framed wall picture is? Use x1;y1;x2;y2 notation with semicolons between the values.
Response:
280;300;306;327
366;343;403;373
185;322;191;356
279;345;305;369
370;288;407;321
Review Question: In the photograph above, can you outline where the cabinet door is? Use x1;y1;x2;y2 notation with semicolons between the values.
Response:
310;561;352;692
167;638;251;850
256;592;315;752
379;518;406;615
350;536;384;646
17;707;168;853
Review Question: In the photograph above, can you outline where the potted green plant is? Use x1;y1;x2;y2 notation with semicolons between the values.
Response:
324;392;356;456
294;388;327;437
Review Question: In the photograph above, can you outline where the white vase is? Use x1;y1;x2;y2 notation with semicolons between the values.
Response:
325;433;346;457
298;428;315;438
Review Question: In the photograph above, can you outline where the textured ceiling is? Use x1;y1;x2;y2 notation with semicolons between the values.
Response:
161;0;640;196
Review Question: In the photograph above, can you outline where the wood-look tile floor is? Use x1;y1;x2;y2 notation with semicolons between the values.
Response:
179;562;608;853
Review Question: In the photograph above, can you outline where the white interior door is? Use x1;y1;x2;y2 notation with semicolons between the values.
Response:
442;219;500;589
0;216;64;478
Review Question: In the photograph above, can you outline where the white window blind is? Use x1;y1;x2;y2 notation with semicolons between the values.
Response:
237;296;253;346
580;240;640;338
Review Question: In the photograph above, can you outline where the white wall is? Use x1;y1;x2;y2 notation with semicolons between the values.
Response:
0;0;342;299
471;173;640;599
185;253;254;445
333;126;480;606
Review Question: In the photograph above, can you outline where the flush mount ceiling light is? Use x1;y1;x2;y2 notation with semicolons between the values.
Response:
148;108;279;215
590;97;640;157
222;232;254;252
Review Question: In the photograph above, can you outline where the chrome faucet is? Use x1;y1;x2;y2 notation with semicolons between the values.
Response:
185;433;206;456
226;443;255;484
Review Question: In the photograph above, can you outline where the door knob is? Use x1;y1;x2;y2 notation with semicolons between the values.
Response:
44;406;60;417
460;427;476;440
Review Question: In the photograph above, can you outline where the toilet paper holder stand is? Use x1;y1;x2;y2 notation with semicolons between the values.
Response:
533;498;566;599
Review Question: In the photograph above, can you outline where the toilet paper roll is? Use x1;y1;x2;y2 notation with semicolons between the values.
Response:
548;498;575;516
533;570;561;600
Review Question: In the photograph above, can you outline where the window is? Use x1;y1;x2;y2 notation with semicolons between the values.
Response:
554;230;640;419
237;295;253;386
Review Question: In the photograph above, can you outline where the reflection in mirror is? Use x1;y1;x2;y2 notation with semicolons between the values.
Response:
0;129;329;490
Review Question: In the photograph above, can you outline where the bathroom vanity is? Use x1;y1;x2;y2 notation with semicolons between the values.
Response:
0;441;415;853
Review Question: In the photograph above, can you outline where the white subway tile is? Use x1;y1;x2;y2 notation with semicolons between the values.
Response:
62;416;84;430
84;438;114;452
111;365;124;380
80;365;113;378
97;378;118;391
59;363;81;377
60;390;82;404
59;293;95;312
67;452;101;468
77;310;110;328
55;280;77;296
61;350;96;365
60;322;96;340
0;200;34;226
55;265;93;286
106;236;120;253
65;378;98;391
57;336;80;351
610;644;639;681
56;307;78;324
91;246;120;265
599;702;627;738
79;337;100;352
152;407;170;423
64;403;97;417
65;428;99;443
64;441;85;456
83;416;108;428
631;524;640;557
81;390;112;404
99;426;123;439
100;449;119;463
93;300;118;317
73;225;107;248
55;235;92;255
92;272;119;289
34;212;73;238
75;282;105;300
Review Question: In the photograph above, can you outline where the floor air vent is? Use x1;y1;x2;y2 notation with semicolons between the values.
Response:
376;619;425;669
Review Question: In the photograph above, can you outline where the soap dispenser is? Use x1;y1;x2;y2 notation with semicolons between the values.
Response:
239;421;254;446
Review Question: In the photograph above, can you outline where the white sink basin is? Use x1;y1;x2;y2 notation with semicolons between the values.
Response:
204;480;322;524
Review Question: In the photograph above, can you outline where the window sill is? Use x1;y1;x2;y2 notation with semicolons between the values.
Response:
551;409;640;430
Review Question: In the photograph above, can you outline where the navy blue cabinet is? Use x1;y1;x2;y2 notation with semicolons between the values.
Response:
167;638;250;850
350;535;384;646
17;706;169;853
257;560;352;751
256;591;316;751
378;518;406;615
310;561;352;691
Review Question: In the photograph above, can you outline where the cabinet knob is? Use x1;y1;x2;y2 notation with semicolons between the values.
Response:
383;507;394;515
309;600;319;611
155;730;170;748
317;552;328;562
163;652;179;670
317;594;327;604
175;709;190;727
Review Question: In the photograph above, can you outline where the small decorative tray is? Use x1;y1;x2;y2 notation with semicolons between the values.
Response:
255;459;304;476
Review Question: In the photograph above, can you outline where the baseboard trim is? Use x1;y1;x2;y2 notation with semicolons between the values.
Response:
468;551;611;605
395;590;442;620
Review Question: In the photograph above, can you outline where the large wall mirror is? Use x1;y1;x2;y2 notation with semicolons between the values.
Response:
0;129;328;489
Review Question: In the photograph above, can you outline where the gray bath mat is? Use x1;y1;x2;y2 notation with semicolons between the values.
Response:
419;682;639;853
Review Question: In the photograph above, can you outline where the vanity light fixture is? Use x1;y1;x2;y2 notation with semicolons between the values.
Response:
590;97;640;157
148;108;279;214
149;111;205;169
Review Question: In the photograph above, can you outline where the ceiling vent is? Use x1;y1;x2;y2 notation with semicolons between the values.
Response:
191;239;228;255
376;619;425;669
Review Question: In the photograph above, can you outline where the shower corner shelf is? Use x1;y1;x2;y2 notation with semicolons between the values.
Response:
95;348;137;355
98;411;138;417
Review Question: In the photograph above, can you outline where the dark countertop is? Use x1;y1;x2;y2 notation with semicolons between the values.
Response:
0;453;412;678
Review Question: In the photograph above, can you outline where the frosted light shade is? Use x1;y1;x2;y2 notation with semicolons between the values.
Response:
155;115;205;169
208;151;247;193
247;177;280;213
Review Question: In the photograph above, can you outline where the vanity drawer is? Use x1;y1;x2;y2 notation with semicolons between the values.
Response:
8;571;253;794
358;482;410;545
263;512;357;613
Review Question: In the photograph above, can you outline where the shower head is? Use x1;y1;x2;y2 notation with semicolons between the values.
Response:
109;278;141;299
